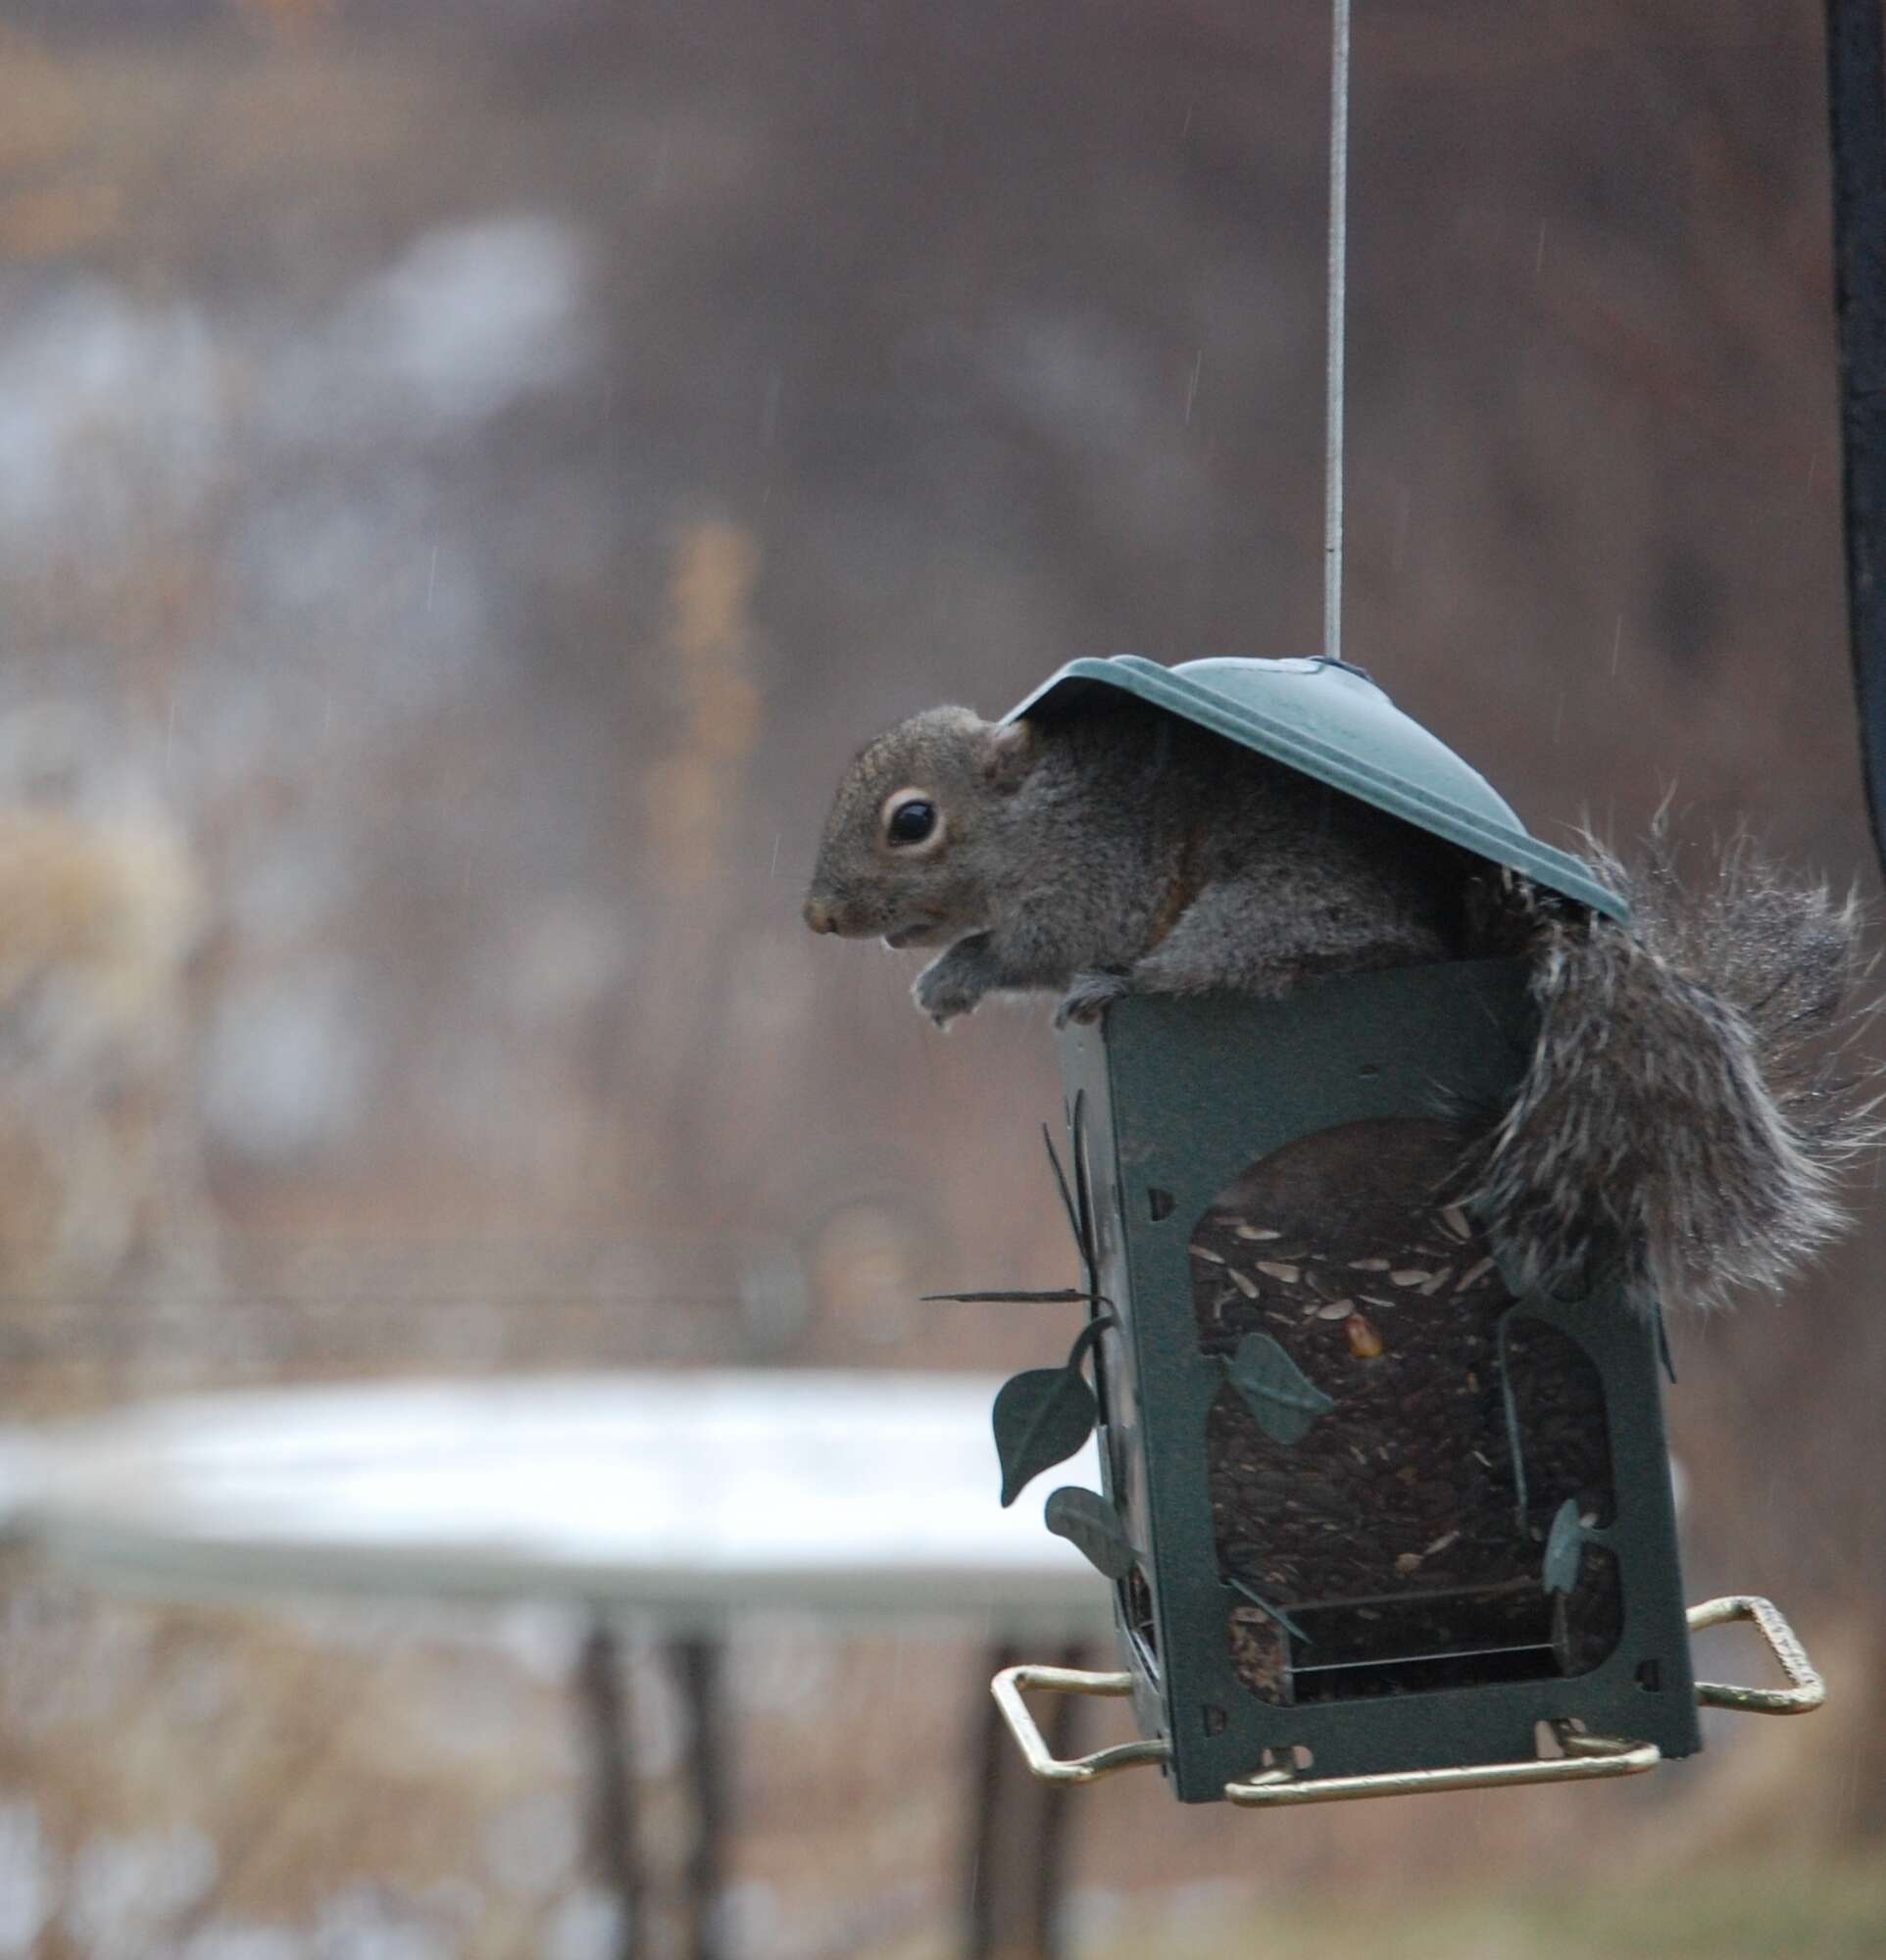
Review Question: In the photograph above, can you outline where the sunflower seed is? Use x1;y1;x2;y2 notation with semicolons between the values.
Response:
1234;1225;1282;1242
1390;1269;1429;1287
1349;1257;1390;1271
1191;1244;1224;1263
1315;1299;1355;1320
1457;1256;1496;1291
1228;1268;1260;1297
1441;1205;1472;1240
1255;1261;1301;1285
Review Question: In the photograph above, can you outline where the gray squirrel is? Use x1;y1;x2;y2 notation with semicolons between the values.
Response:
804;691;1880;1315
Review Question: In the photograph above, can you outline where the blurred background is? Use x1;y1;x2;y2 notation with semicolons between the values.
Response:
0;0;1882;1955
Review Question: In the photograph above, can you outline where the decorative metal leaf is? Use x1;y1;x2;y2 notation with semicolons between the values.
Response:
1226;1573;1311;1646
1496;1306;1529;1527
1223;1332;1335;1446
1043;1486;1135;1581
1543;1497;1587;1595
1041;1125;1086;1276
1069;1089;1097;1286
992;1365;1097;1507
1064;1311;1116;1371
1653;1299;1678;1385
1039;1097;1101;1298
922;1289;1098;1304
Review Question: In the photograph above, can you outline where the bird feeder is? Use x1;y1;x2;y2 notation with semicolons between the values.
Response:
977;656;1824;1806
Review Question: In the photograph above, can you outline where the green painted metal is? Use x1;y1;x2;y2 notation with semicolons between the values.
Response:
1003;656;1629;922
1051;960;1700;1803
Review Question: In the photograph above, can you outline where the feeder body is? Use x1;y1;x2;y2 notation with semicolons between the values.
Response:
1059;959;1702;1803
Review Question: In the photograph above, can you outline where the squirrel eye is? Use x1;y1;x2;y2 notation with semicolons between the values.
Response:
886;799;937;845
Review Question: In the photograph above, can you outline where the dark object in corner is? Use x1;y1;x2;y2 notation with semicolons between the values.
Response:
1824;0;1886;877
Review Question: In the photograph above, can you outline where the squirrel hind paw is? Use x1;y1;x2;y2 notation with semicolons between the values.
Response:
1055;970;1130;1028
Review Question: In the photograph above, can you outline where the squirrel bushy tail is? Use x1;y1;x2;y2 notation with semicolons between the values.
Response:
1467;828;1882;1315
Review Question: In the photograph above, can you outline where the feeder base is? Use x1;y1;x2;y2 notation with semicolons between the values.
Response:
990;1595;1824;1804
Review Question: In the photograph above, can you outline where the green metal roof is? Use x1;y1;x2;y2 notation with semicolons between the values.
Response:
1003;655;1627;922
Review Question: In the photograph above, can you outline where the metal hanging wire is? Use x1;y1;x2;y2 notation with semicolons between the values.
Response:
1323;0;1353;666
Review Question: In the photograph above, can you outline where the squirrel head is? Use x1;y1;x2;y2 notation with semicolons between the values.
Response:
804;706;1038;946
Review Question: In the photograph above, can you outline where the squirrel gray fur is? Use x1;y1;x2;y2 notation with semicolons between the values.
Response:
804;694;1881;1316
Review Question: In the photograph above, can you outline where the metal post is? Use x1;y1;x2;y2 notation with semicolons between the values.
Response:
677;1636;728;1960
966;1640;1076;1960
1027;1642;1087;1958
576;1615;645;1960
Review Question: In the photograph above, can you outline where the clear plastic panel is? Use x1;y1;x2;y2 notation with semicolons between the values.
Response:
1192;1118;1621;1704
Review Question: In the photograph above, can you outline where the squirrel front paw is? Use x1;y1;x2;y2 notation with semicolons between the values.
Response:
914;955;986;1027
1055;969;1130;1028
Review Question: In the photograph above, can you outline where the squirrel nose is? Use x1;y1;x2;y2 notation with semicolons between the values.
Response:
804;895;838;934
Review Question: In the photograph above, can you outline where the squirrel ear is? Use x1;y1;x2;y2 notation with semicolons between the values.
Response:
980;718;1037;790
